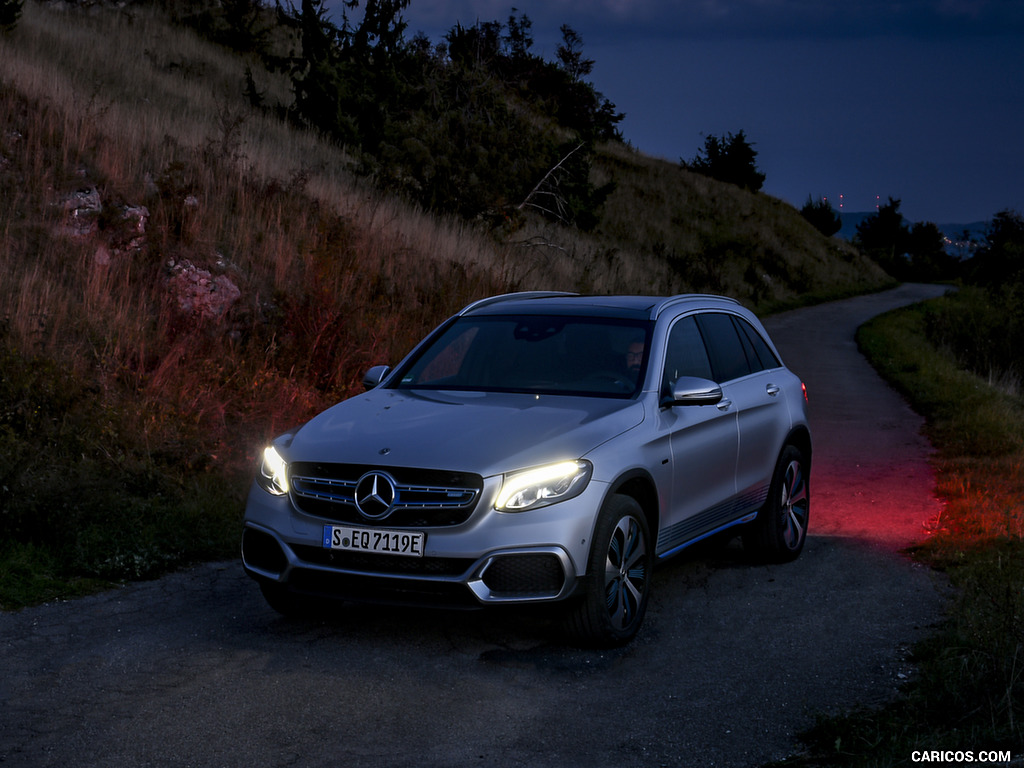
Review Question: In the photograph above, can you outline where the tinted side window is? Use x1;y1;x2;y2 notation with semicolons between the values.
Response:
662;316;713;396
695;313;750;382
736;317;781;371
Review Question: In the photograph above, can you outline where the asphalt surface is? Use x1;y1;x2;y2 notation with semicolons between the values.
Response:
0;283;951;768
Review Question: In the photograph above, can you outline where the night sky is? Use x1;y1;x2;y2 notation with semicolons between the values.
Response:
383;0;1024;226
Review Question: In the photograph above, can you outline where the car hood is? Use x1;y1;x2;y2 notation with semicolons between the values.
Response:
283;388;646;477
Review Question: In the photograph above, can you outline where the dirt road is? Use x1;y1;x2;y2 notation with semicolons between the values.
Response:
0;284;950;768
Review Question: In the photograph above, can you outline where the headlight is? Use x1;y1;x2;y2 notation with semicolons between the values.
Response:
495;460;593;512
257;445;289;496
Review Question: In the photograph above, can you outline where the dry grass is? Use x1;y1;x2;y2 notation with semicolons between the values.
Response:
930;456;1024;544
2;1;885;411
2;3;497;390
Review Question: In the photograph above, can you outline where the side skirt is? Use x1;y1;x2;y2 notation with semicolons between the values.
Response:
656;485;767;559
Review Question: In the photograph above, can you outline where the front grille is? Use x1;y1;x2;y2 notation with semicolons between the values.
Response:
289;462;483;527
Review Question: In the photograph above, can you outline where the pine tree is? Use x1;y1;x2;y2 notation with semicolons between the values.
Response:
684;130;766;192
801;197;842;237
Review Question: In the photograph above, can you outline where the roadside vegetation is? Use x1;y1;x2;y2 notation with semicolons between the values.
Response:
785;214;1024;764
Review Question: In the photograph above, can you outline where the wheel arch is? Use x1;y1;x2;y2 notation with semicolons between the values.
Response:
605;469;661;548
784;425;812;472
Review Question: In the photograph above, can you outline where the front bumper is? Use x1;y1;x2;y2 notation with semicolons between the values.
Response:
241;479;607;609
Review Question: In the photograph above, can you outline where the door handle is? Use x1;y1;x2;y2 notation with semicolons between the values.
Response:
766;384;780;397
716;399;733;411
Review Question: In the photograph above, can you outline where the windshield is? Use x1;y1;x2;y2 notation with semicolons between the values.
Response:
395;315;652;398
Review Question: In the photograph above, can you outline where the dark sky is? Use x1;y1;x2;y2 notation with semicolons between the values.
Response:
357;1;1024;225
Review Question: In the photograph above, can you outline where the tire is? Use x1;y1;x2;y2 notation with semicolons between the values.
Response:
744;444;810;562
564;494;654;647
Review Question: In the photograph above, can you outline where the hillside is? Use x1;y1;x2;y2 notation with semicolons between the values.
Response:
0;1;891;599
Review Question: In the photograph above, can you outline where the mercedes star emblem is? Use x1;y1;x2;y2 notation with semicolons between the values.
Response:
354;472;397;519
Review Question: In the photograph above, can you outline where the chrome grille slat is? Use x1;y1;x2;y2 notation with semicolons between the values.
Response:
291;476;356;506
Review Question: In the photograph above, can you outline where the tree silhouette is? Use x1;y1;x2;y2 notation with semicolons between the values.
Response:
855;196;910;278
906;221;956;281
800;196;842;237
202;4;623;223
556;25;593;83
504;10;534;65
968;209;1024;287
683;130;765;192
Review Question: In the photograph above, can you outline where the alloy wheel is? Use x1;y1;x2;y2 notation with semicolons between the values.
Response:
604;514;649;631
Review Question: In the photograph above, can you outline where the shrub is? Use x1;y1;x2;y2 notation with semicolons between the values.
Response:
922;286;1024;398
0;343;248;593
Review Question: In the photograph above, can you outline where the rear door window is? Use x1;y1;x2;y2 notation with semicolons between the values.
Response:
695;313;750;383
735;317;781;372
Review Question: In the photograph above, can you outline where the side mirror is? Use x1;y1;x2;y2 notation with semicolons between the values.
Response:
666;376;723;406
362;365;391;390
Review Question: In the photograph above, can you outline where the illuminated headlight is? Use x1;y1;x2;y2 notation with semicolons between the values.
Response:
257;446;289;496
495;460;593;512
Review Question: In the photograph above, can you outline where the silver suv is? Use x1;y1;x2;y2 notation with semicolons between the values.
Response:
242;293;811;646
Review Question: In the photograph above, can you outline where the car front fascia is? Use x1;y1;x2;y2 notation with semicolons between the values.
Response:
241;467;618;606
240;387;663;608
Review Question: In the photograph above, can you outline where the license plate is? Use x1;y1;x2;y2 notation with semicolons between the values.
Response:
322;525;425;557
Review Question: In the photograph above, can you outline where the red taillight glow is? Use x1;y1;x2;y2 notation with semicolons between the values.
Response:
801;382;808;402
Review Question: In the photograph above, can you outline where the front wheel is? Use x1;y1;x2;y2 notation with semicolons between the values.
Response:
744;444;810;562
564;494;653;647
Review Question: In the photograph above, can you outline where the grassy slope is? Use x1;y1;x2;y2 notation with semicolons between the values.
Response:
506;142;891;308
593;145;887;310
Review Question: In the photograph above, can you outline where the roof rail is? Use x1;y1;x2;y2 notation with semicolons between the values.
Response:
457;291;579;316
650;294;740;319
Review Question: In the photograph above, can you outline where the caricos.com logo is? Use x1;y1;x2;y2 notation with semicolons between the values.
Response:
910;750;1013;764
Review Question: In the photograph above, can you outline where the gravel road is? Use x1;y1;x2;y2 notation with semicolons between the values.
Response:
0;283;951;768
